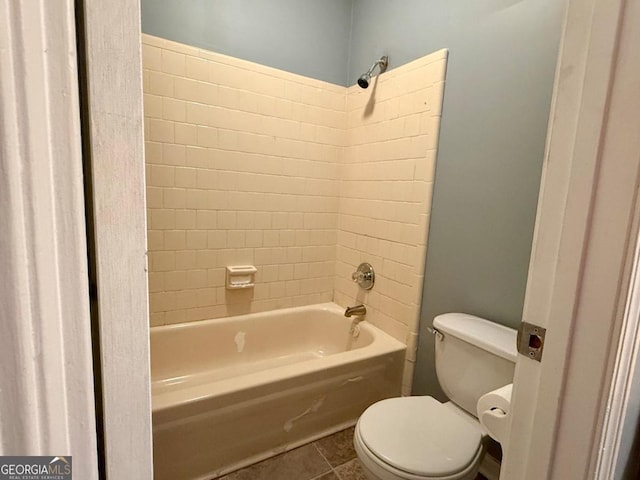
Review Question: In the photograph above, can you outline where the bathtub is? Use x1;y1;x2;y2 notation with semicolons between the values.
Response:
151;302;405;480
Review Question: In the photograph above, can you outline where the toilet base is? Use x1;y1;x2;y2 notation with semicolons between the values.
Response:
478;452;501;480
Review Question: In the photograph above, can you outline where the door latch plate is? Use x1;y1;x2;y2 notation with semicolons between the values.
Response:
517;322;546;362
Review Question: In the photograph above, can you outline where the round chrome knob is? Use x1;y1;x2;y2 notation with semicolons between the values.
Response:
351;263;375;290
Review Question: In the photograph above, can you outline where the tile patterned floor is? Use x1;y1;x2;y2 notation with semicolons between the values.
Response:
218;426;487;480
218;427;365;480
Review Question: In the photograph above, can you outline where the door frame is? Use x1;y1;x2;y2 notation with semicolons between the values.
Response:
77;0;153;478
0;0;99;477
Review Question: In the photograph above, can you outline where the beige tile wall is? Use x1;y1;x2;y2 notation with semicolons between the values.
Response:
333;51;448;393
143;34;345;326
142;34;448;393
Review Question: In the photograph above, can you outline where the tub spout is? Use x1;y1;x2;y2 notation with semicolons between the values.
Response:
344;305;366;317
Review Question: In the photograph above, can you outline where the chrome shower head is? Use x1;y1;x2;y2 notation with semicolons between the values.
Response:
357;56;388;89
357;73;371;89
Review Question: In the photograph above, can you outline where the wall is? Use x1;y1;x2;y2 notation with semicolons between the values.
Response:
347;0;565;395
140;0;353;86
334;51;447;394
142;34;345;325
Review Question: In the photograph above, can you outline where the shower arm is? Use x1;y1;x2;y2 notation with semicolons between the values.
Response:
357;55;390;89
366;56;389;77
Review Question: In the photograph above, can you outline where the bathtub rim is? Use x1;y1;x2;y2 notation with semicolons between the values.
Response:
150;302;406;414
151;302;366;335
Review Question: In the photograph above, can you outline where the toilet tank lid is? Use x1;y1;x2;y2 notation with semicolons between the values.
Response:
433;313;518;362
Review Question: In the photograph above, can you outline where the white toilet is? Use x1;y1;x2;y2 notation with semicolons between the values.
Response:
354;313;518;480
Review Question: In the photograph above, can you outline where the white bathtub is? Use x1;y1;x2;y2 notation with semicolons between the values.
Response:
151;302;405;480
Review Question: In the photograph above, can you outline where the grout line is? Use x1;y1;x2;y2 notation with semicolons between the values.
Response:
332;457;359;480
312;442;341;479
309;472;337;480
312;441;333;467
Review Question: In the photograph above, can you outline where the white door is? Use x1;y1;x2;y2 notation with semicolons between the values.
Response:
502;0;640;478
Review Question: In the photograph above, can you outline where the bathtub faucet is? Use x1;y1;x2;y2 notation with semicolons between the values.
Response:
344;305;366;317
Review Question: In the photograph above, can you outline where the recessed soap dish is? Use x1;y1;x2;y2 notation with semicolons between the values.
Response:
226;265;258;290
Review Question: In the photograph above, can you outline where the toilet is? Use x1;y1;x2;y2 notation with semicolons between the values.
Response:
354;313;518;480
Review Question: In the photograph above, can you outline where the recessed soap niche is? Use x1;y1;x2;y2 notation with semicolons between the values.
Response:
226;265;258;290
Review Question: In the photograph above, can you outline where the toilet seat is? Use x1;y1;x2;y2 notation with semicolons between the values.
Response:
355;396;485;480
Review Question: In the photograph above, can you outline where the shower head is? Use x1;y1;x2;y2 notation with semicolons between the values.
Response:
357;73;372;89
357;56;389;89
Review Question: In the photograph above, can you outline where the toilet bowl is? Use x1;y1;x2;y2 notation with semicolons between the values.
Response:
354;397;485;480
353;313;518;480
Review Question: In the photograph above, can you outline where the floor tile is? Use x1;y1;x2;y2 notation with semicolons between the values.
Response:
311;472;340;480
314;426;357;467
219;444;331;480
215;426;494;480
334;458;368;480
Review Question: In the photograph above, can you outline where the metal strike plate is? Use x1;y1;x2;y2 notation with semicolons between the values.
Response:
517;322;546;362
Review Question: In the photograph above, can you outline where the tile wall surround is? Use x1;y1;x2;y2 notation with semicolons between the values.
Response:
142;34;447;392
142;34;344;326
334;53;447;393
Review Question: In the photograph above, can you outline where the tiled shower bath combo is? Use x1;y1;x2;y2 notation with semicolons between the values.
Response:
142;34;447;479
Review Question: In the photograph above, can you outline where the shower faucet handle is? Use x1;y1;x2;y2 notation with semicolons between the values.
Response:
351;263;375;290
351;270;371;282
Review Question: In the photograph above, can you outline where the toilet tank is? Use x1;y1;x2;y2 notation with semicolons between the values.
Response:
433;313;518;417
